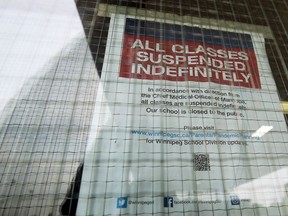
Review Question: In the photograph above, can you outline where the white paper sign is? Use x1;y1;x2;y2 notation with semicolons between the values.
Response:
77;14;288;216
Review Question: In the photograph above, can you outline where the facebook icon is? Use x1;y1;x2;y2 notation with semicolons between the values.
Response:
164;197;173;208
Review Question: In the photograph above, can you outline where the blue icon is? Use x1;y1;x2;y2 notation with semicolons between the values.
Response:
117;197;128;208
164;197;173;208
230;195;240;205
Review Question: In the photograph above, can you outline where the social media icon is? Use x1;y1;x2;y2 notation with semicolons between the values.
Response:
230;195;240;205
117;197;128;208
164;197;173;208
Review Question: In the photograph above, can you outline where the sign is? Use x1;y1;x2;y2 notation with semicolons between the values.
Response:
120;18;261;89
77;15;288;215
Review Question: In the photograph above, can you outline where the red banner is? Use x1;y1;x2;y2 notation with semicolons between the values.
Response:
120;21;261;89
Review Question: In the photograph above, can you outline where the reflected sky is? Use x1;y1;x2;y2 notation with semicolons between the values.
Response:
0;0;84;114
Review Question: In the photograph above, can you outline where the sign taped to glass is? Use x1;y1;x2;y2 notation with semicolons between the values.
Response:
77;15;288;215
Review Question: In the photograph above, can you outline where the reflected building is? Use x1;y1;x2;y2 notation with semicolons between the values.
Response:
0;11;99;215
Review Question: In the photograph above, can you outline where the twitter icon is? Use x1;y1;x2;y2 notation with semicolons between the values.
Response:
117;197;128;208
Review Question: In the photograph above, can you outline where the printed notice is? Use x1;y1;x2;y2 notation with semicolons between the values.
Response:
77;15;288;216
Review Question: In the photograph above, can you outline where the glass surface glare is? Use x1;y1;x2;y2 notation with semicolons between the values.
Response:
0;0;287;216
